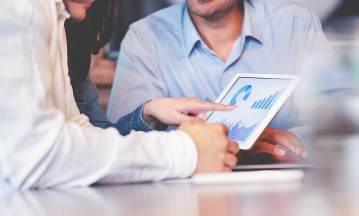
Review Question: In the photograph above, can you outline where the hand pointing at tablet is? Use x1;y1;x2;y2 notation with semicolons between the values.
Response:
143;97;237;129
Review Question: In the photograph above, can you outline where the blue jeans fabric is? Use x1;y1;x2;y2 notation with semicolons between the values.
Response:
73;75;154;136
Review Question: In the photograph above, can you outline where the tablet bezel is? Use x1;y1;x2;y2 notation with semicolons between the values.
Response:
205;73;301;150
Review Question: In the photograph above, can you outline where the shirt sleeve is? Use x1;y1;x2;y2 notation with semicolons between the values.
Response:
107;27;169;122
73;74;156;135
73;74;113;128
0;0;197;190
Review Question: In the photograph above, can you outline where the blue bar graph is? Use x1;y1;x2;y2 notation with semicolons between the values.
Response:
261;95;273;109
257;100;263;109
259;98;268;109
264;92;279;109
268;89;284;109
251;88;285;110
251;102;257;108
219;118;258;141
254;100;262;109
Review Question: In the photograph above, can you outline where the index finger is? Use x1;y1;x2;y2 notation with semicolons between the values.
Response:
187;101;237;115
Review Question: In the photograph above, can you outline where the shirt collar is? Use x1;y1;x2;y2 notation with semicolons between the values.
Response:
241;0;264;45
182;0;264;57
183;5;202;56
55;0;71;20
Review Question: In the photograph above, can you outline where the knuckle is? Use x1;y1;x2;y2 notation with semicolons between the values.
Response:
229;141;238;150
287;131;295;137
234;156;238;164
219;139;228;150
223;138;231;148
192;107;201;114
256;141;265;149
235;145;240;154
220;153;226;163
219;124;229;133
272;132;282;142
211;123;226;132
231;158;238;167
270;145;277;153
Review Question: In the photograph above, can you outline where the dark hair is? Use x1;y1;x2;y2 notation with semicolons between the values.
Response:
65;0;119;87
238;0;244;10
326;0;358;22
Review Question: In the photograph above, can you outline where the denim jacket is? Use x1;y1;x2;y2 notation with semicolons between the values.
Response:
73;75;154;136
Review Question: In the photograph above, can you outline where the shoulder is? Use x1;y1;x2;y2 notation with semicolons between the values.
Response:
247;0;322;31
248;0;314;20
1;0;54;24
0;0;56;43
128;3;186;35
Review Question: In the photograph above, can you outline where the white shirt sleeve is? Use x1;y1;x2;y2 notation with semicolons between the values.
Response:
0;0;198;190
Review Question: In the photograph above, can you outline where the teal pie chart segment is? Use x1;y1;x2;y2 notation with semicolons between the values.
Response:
229;85;252;105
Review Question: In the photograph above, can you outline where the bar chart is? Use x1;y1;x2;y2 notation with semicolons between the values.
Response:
219;118;258;141
250;88;284;110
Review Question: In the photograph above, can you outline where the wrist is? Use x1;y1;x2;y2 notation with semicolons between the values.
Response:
143;100;159;129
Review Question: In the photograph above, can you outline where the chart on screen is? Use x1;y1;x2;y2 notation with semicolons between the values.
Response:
207;77;293;143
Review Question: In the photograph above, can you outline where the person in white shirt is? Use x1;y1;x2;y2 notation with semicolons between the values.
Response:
0;0;239;190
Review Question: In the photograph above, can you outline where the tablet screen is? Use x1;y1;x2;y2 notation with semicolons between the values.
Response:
206;75;299;149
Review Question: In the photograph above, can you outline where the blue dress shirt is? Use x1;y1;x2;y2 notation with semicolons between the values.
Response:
108;0;353;143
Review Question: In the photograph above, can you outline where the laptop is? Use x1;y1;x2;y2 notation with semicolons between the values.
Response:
232;160;316;171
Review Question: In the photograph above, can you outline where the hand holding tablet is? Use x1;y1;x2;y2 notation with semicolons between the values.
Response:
205;73;301;151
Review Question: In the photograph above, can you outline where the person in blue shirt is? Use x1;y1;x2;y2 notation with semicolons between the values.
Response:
65;0;236;136
108;0;353;162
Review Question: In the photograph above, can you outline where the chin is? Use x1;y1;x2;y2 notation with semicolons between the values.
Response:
69;11;86;22
188;3;218;17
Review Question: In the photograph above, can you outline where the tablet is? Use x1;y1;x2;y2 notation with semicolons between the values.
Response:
205;73;301;150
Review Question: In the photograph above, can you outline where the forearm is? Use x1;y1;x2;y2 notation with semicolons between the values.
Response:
1;112;197;189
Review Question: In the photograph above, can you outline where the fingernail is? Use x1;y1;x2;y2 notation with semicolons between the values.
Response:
278;149;286;156
302;150;309;158
295;146;302;155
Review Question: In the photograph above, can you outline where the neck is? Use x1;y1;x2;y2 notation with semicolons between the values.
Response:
189;5;244;62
